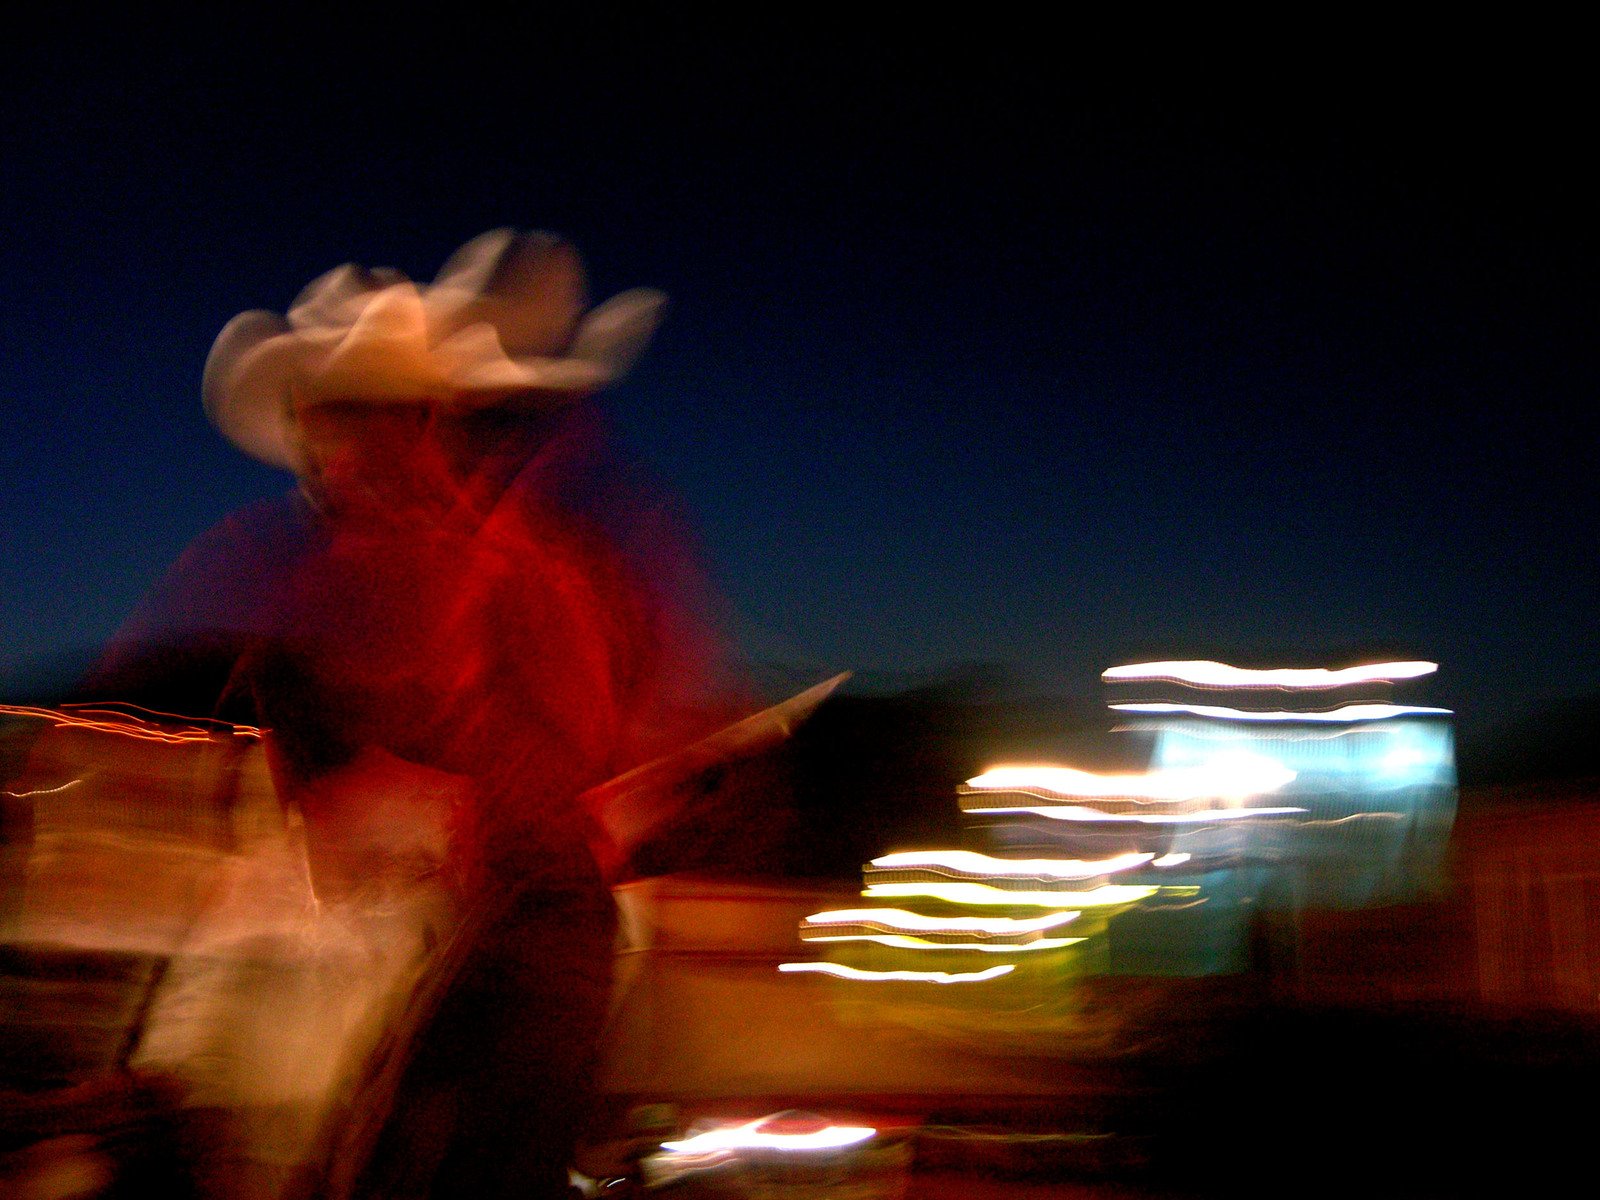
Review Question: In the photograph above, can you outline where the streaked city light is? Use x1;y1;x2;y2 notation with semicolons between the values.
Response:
963;759;1297;803
861;881;1157;907
867;849;1153;879
660;1119;877;1154
803;907;1082;934
1;778;83;799
800;908;1081;948
987;804;1306;823
1102;660;1439;688
0;703;263;744
778;962;1015;984
1109;702;1452;723
815;933;1083;952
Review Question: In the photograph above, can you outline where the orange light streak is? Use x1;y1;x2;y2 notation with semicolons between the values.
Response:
0;704;263;744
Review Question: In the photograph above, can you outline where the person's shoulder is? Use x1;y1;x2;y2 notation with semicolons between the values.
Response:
76;491;321;709
207;488;319;539
179;489;323;565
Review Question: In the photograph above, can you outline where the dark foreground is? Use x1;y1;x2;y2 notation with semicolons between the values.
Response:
579;986;1600;1198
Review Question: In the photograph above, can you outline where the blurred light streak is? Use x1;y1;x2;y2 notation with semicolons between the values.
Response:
801;934;1084;952
1108;702;1451;722
801;907;1080;937
964;760;1296;802
0;703;263;743
1102;660;1438;688
801;908;1085;950
1152;852;1192;867
961;803;1306;822
778;962;1014;983
1112;720;1421;743
660;1119;877;1154
867;849;1153;879
2;778;83;799
861;881;1157;907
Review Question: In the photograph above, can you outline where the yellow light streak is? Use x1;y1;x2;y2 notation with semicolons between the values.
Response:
800;934;1084;952
778;962;1014;984
802;908;1081;934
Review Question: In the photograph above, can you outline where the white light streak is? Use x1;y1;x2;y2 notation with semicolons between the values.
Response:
971;804;1306;823
861;882;1157;907
1108;702;1451;723
661;1120;877;1154
1102;660;1438;688
964;760;1295;801
2;778;83;799
868;850;1152;879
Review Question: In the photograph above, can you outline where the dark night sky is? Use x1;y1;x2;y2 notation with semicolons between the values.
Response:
3;21;1595;753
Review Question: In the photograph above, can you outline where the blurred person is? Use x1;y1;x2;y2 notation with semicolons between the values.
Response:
82;230;748;1198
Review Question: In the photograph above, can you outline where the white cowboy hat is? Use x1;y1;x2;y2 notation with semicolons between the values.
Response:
202;228;666;472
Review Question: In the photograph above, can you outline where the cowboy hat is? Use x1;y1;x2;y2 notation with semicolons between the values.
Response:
202;229;666;473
